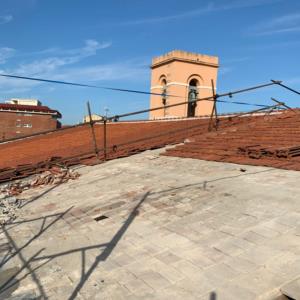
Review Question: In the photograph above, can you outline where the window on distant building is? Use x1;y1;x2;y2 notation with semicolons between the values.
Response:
23;124;32;128
16;123;21;127
161;78;167;106
187;79;198;117
17;113;32;116
161;77;168;116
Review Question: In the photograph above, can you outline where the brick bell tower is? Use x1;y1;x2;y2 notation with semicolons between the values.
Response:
149;50;219;119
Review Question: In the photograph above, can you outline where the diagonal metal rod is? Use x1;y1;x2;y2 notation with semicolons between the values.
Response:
227;103;283;120
271;97;298;114
271;80;300;96
87;101;99;159
208;79;218;131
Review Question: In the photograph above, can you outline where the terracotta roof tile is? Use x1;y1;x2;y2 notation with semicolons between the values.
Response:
0;103;61;118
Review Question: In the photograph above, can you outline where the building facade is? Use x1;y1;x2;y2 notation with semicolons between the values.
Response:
83;114;104;123
149;50;219;119
0;99;61;141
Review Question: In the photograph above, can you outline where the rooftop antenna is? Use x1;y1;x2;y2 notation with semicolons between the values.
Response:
104;107;109;118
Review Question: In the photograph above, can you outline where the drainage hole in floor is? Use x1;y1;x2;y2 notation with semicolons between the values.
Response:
94;215;109;222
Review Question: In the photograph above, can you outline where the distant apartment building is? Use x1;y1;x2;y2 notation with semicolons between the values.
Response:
0;98;61;141
83;114;104;123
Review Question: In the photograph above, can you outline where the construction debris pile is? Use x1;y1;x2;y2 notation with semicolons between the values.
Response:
164;110;300;171
0;166;79;225
0;195;20;225
0;156;87;184
238;145;300;159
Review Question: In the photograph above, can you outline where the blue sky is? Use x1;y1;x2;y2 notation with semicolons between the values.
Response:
0;0;300;124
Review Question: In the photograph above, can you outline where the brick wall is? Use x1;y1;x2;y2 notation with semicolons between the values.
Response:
0;118;209;169
0;111;60;141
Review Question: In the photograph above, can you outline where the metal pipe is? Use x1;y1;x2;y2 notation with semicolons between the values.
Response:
87;101;99;160
271;97;298;114
221;81;279;98
107;81;278;122
228;103;283;120
103;118;107;161
0;73;181;99
271;80;300;96
208;79;218;131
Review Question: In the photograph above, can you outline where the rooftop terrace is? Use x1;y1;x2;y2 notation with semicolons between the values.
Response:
0;148;299;299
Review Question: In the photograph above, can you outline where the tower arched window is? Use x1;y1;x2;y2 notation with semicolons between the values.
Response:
187;79;198;117
161;78;167;106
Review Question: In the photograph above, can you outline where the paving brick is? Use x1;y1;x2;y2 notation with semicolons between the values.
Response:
223;255;257;274
124;277;154;295
239;230;268;245
149;259;185;284
238;245;283;266
234;267;285;296
276;212;300;227
172;260;203;278
175;277;214;297
263;219;292;234
217;281;257;300
139;270;171;291
213;238;245;256
154;250;182;265
112;252;135;266
204;263;239;284
182;248;215;269
125;260;153;277
251;225;281;238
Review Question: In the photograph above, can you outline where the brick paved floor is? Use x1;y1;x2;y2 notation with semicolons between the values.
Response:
0;148;299;299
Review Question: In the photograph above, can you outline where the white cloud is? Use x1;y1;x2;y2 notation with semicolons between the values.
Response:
248;13;300;36
0;40;148;93
219;66;233;76
120;4;214;25
0;60;149;94
0;15;13;25
53;61;149;83
0;47;15;64
117;0;283;26
284;77;300;85
61;40;111;57
10;40;112;76
222;57;250;64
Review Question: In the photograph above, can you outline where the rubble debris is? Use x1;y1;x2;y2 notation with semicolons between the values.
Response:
30;166;79;186
0;166;80;197
0;196;20;225
0;166;79;225
238;145;300;160
0;155;89;184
